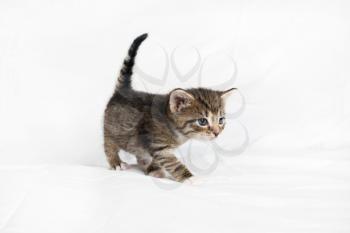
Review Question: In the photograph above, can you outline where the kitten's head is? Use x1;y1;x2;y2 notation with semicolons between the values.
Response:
168;87;236;140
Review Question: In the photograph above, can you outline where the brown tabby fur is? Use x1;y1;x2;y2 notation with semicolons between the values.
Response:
104;34;235;182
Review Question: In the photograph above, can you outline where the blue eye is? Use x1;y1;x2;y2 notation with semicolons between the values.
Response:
197;118;208;126
219;117;225;125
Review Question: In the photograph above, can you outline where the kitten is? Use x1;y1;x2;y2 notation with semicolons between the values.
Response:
104;33;235;182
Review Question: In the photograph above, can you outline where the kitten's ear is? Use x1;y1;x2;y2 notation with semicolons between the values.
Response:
221;88;237;101
169;89;194;113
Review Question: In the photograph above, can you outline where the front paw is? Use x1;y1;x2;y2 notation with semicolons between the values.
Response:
174;171;193;183
148;169;166;178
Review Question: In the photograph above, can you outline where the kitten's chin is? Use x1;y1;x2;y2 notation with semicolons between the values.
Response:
190;134;216;141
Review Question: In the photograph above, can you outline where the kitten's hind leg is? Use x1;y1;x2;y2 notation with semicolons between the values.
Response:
104;136;124;170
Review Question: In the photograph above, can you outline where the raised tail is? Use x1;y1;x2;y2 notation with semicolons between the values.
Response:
116;33;148;89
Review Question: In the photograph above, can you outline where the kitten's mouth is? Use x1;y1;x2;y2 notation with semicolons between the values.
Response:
210;132;219;139
205;134;217;140
191;134;215;141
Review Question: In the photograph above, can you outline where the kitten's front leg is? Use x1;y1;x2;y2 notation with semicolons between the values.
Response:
152;150;192;182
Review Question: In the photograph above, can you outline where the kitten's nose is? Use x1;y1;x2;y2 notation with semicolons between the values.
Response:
212;127;220;137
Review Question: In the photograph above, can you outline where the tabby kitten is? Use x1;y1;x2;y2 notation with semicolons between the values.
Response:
104;33;235;182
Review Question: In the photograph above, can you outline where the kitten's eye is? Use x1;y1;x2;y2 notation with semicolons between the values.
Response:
219;117;225;125
197;118;208;126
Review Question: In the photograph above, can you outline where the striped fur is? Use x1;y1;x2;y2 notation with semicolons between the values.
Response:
117;33;148;89
104;34;236;182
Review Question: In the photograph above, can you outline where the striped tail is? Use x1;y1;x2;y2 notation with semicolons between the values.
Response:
117;33;148;89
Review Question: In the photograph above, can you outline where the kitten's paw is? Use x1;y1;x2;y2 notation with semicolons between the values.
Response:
113;162;130;171
117;162;130;170
120;162;130;170
148;169;166;178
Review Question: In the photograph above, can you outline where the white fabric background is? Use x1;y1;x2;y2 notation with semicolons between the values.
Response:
0;1;349;233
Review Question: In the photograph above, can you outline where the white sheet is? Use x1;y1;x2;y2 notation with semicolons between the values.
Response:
1;149;350;233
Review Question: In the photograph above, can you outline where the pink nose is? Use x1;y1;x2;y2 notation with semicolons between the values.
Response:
212;127;220;137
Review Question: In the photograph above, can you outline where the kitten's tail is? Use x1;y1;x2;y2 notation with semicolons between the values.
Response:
116;33;148;90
